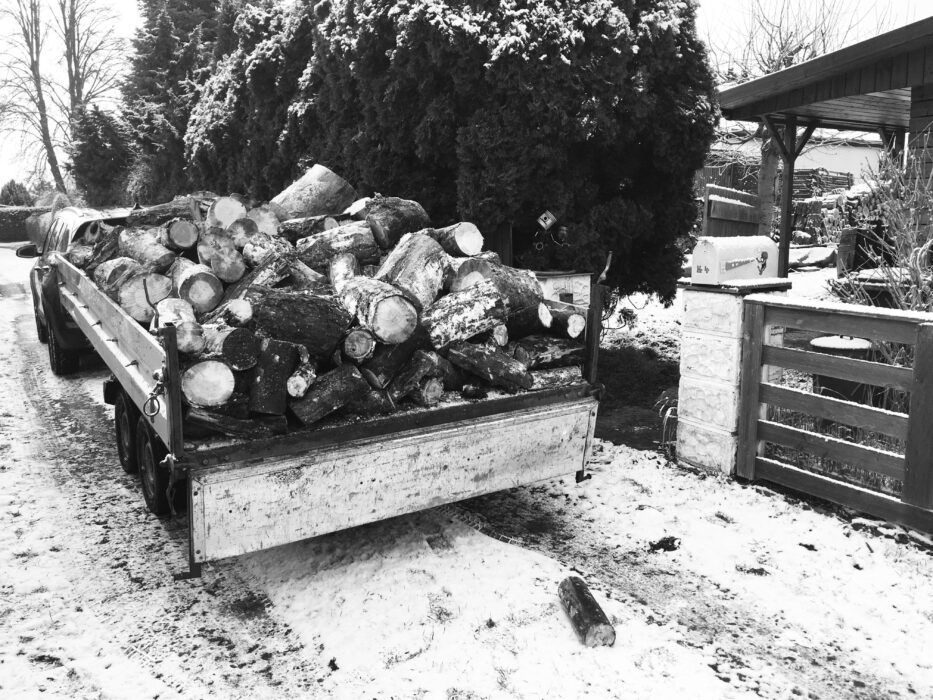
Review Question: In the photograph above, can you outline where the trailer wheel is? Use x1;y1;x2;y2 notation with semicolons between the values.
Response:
48;329;79;375
114;394;139;474
136;417;171;515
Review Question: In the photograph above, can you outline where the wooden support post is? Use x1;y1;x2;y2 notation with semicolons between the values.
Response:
736;301;766;479
905;323;933;509
584;284;606;386
778;115;796;278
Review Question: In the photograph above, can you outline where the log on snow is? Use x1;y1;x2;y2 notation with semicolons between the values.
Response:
541;299;587;339
451;259;544;338
247;205;281;236
181;360;236;408
289;364;370;426
420;278;506;349
271;164;358;219
329;251;360;293
158;218;200;251
426;222;484;257
206;196;248;230
201;324;261;371
558;576;616;647
296;220;380;272
93;256;142;298
339;276;418;345
153;298;205;354
446;341;533;391
118;227;175;273
248;337;300;415
169;257;223;314
364;195;431;249
118;272;172;323
242;231;292;268
343;327;377;363
226;217;259;249
512;335;584;370
375;231;447;310
278;214;341;244
360;325;431;390
254;289;353;359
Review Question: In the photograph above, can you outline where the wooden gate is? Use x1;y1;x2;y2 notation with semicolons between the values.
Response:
736;294;933;532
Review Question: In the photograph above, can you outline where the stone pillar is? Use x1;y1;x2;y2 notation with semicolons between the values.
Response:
676;281;789;475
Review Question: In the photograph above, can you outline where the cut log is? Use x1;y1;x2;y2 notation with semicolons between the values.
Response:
118;272;172;323
427;222;484;257
360;325;431;389
220;253;291;304
446;342;533;390
159;218;200;251
375;231;446;310
197;228;236;267
226;217;259;249
512;335;584;370
289;364;370;426
411;376;444;407
558;576;616;647
66;244;94;267
542;300;587;339
125;197;202;227
345;387;396;415
201;298;252;327
206;196;248;230
287;360;318;399
210;245;247;284
339;276;418;344
286;257;328;291
184;407;283;439
153;298;205;354
201;324;261;371
181;360;236;408
271;164;358;219
118;227;175;273
278;214;341;244
248;337;301;415
388;349;445;402
254;289;353;359
93;256;142;298
329;252;360;293
343;328;377;362
443;250;501;292
80;223;122;275
486;323;509;347
169;257;224;313
452;259;544;338
418;350;465;391
343;197;371;218
247;205;281;236
364;195;431;249
296;220;380;272
242;231;293;268
420;278;506;349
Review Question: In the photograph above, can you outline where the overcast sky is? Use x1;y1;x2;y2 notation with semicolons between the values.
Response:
3;0;933;189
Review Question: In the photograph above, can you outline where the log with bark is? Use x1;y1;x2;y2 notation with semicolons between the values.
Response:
360;325;431;389
387;349;445;402
443;250;501;292
206;195;248;230
278;214;341;244
184;407;286;440
199;298;252;328
158;218;200;251
295;221;380;272
286;257;328;291
210;245;247;284
286;358;318;399
530;366;584;390
254;288;353;359
451;259;544;338
226;217;259;249
242;231;293;268
169;257;223;313
375;231;447;310
364;195;431;249
118;272;173;323
118;227;176;273
65;244;94;267
78;223;122;275
153;298;205;354
248;337;301;415
418;349;465;390
329;252;360;293
181;360;236;408
344;197;371;218
343;327;377;362
93;256;142;298
289;364;370;426
345;387;396;415
271;164;358;219
511;335;584;370
426;222;484;257
338;276;418;345
411;376;444;407
124;197;201;227
446;342;534;391
196;228;237;268
558;576;616;647
201;324;261;371
540;299;587;339
247;205;281;236
420;278;507;349
220;253;291;304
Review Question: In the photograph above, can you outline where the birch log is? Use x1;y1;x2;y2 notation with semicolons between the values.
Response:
420;278;506;349
451;259;544;338
426;222;484;256
375;231;446;310
117;228;175;273
364;195;431;249
271;164;358;219
338;276;418;345
154;298;205;354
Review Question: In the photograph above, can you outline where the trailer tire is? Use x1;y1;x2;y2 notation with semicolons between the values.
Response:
48;328;79;375
114;393;139;474
136;417;171;515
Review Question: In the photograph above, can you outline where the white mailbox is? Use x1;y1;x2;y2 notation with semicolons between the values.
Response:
691;236;779;285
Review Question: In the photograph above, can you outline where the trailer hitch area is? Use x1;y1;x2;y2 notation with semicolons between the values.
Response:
161;452;183;517
143;370;165;421
575;469;592;484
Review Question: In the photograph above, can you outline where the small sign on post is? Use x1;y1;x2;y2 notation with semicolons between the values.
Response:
537;210;557;231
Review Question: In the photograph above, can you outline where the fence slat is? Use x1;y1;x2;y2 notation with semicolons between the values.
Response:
759;383;909;441
737;302;766;479
761;346;914;391
904;323;933;509
758;420;905;480
764;305;919;345
755;457;933;532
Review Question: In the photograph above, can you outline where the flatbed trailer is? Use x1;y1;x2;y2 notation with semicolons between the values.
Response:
53;253;602;577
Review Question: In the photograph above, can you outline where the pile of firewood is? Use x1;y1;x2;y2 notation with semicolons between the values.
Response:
66;164;589;439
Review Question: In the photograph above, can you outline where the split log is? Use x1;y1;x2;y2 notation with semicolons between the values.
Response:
375;231;446;310
329;252;360;293
473;323;509;348
226;217;259;249
249;338;300;415
290;364;370;426
181;360;236;408
541;300;586;339
287;358;318;399
338;277;418;344
512;335;584;370
118;273;172;323
242;231;292;268
153;298;205;354
426;222;484;256
66;244;94;267
420;278;506;349
360;325;431;389
296;221;380;272
158;218;200;251
254;289;353;359
345;388;396;415
412;376;444;407
452;259;544;338
286;257;328;291
443;250;501;292
220;253;291;304
210;245;247;284
93;256;142;298
197;228;236;267
343;328;376;362
169;257;223;313
80;224;122;275
278;214;341;244
247;205;281;236
124;197;200;227
446;342;533;391
364;195;431;249
118;227;175;273
271;164;358;219
388;349;445;402
201;324;261;371
184;407;284;439
201;298;252;327
558;576;616;647
206;195;248;230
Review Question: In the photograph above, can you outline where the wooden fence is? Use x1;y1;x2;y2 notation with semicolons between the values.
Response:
737;294;933;532
702;184;761;237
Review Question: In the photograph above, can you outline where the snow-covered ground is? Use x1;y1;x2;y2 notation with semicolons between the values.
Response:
1;246;930;699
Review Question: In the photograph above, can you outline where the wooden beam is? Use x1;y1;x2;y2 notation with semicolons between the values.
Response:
778;114;797;277
763;115;792;163
795;123;817;158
